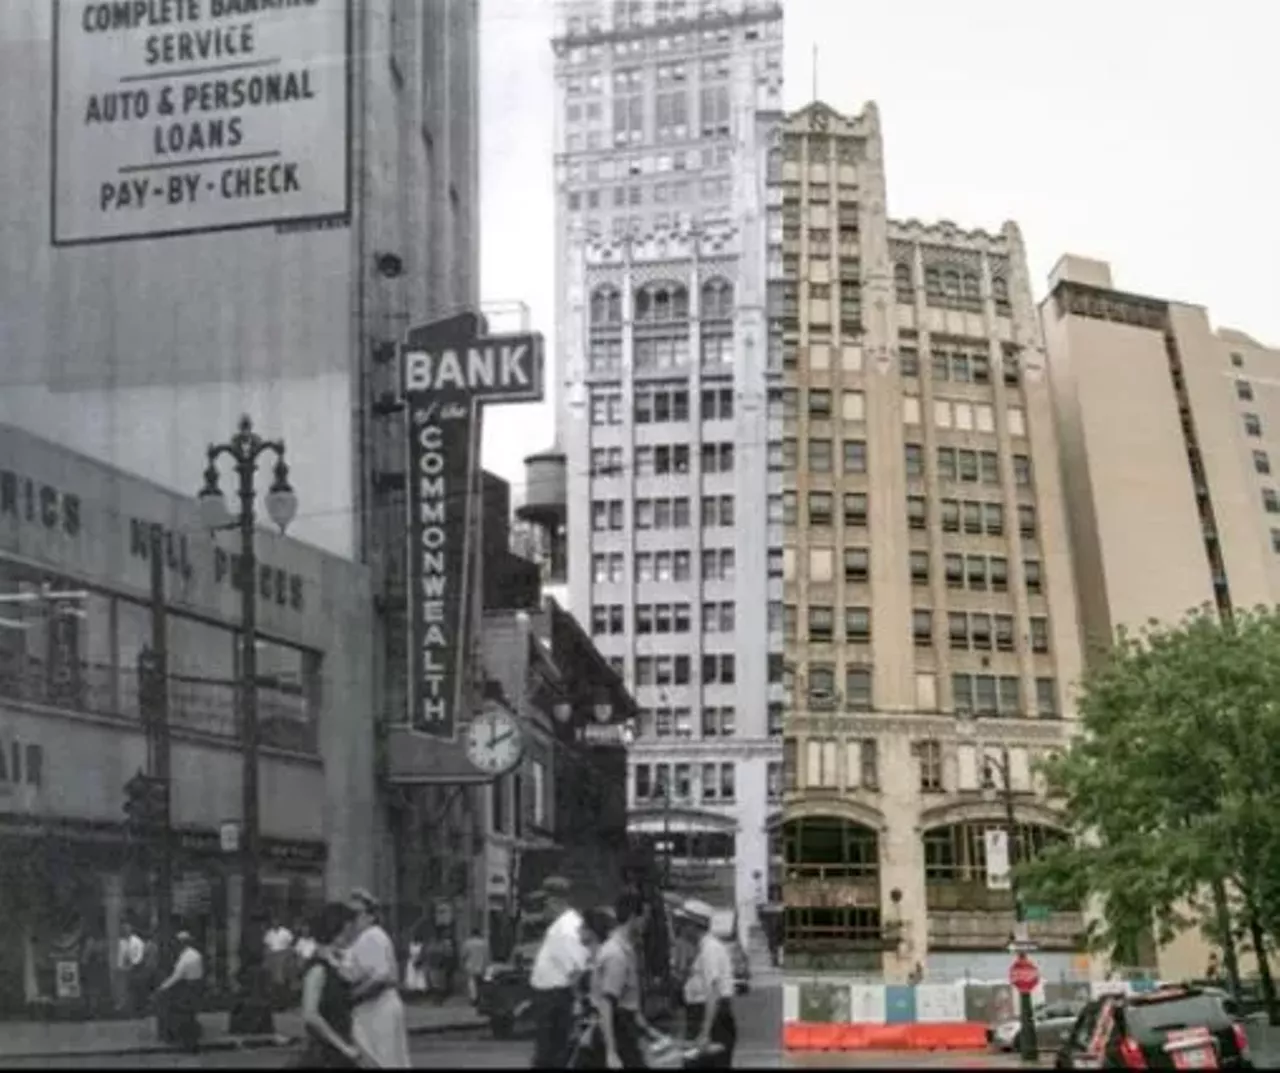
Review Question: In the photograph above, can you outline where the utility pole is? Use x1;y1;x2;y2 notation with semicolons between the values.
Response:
991;747;1038;1064
144;524;174;967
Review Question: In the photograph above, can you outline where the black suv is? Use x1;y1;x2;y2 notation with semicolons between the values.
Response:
1054;985;1253;1069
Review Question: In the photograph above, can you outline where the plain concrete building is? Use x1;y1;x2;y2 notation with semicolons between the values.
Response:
0;0;482;930
540;0;784;938
0;423;375;1017
0;0;479;562
1041;255;1280;981
779;102;1086;982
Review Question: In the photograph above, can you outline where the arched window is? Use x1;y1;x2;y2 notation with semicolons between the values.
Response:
589;285;621;326
701;278;734;320
922;820;1068;910
924;265;942;297
992;276;1010;305
961;272;981;304
634;282;689;324
942;268;961;299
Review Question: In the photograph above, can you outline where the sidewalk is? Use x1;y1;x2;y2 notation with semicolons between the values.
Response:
0;996;486;1061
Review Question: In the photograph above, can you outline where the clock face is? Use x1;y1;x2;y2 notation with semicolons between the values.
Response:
465;710;524;776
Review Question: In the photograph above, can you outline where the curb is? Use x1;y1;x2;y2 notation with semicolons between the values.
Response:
0;1015;488;1062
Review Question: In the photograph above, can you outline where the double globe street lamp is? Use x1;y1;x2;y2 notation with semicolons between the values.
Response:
198;415;298;1036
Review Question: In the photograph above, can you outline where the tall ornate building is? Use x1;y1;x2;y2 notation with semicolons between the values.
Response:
537;0;784;937
778;102;1088;982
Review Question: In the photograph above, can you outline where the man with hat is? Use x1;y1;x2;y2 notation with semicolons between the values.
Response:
344;888;411;1067
679;899;737;1069
154;930;204;1054
528;875;590;1068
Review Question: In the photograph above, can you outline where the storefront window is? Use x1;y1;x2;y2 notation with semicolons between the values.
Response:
241;635;319;753
0;558;113;715
166;613;238;738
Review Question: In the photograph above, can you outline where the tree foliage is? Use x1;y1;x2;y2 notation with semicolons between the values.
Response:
1016;604;1280;975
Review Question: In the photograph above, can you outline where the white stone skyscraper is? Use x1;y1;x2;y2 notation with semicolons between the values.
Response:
541;0;784;936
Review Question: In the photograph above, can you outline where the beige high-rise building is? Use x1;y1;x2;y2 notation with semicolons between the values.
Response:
779;102;1087;982
1041;255;1280;981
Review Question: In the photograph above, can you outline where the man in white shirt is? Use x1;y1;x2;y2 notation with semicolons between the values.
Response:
264;921;294;1009
680;900;737;1069
155;931;204;1053
529;875;590;1068
116;922;146;1015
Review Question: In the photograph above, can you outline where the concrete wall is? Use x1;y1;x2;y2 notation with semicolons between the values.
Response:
0;423;377;894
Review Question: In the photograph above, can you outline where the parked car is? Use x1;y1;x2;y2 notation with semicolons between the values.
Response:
988;1000;1085;1053
709;909;751;995
1053;985;1253;1070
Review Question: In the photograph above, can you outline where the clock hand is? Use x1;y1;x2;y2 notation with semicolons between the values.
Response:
491;730;516;747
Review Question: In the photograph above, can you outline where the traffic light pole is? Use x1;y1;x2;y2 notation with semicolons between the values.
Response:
996;747;1038;1065
147;525;174;969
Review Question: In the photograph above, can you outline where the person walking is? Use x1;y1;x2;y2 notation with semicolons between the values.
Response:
298;902;370;1069
154;931;204;1054
461;927;489;1006
116;922;147;1015
529;876;590;1068
344;888;411;1068
586;890;665;1070
402;920;428;1001
680;900;737;1069
265;919;295;1010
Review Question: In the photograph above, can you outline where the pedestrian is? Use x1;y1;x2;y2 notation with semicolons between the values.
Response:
344;888;411;1068
402;920;428;1000
586;890;665;1069
265;919;295;1010
680;899;737;1069
116;922;146;1014
461;927;489;1006
297;901;370;1069
294;922;318;1002
529;875;591;1068
154;930;204;1054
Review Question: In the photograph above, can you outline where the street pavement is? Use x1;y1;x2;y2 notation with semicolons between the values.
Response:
2;983;783;1069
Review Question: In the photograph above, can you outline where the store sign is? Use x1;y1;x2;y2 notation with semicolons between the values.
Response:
401;313;544;742
50;0;353;246
0;469;81;536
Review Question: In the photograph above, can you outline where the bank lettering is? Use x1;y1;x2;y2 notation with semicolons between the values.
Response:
52;0;350;244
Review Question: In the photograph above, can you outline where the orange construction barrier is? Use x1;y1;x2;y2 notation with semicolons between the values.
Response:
783;1020;990;1052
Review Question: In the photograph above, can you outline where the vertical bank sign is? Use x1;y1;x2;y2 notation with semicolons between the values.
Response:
50;0;352;246
403;313;545;741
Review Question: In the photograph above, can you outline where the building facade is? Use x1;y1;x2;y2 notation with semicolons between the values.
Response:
0;0;487;935
1041;255;1280;980
550;0;784;934
778;102;1087;983
0;0;479;562
0;423;376;1017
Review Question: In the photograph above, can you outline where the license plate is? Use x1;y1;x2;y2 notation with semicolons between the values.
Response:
1172;1045;1214;1069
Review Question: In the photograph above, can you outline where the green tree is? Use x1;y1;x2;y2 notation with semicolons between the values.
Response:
1016;606;1280;1017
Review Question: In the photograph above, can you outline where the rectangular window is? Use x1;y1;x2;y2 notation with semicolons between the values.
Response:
904;443;924;477
918;740;943;792
845;668;872;711
808;491;833;526
907;496;927;530
1036;677;1058;717
844;606;871;642
843;439;867;473
808;389;832;418
937;447;957;482
1030;616;1050;652
807;606;834;643
912;609;933;647
909;550;930;584
844;492;868;527
808;438;833;472
1245;412;1263;437
844;547;869;582
1255;450;1271;475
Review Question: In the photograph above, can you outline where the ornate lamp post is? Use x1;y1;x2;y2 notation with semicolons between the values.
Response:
198;415;298;1036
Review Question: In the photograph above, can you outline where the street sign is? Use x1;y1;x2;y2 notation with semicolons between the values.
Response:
1025;904;1051;922
1010;954;1041;994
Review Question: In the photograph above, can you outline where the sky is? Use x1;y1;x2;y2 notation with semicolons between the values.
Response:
478;0;1280;492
